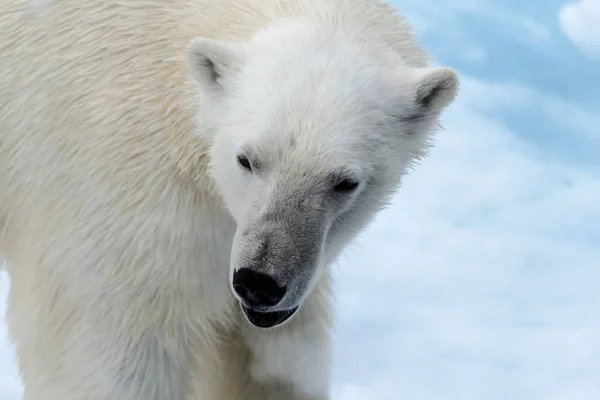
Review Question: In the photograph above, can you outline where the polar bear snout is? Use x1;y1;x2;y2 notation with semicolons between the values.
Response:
232;268;287;309
232;263;305;328
230;212;325;328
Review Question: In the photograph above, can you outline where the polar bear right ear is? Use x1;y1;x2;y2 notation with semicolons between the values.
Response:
187;37;244;91
406;67;459;123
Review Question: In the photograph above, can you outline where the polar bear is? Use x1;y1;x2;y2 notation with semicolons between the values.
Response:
0;0;459;399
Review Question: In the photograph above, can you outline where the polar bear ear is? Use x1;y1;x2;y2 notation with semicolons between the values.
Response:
187;37;244;90
404;67;459;123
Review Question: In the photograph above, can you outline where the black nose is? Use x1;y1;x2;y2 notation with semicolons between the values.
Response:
233;268;286;308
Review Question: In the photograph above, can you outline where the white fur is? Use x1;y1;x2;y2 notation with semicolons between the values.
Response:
0;0;458;399
27;0;55;14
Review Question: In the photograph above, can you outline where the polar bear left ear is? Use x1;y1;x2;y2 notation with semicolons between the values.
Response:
405;67;459;123
187;37;244;91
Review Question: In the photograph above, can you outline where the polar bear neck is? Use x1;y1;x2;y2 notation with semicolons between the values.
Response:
191;0;430;68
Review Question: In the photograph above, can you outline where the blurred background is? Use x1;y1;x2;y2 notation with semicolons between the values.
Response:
2;0;599;399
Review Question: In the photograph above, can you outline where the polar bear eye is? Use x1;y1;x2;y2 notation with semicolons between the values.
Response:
237;154;252;172
333;179;360;192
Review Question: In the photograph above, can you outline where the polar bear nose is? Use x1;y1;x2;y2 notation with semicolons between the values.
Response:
232;268;286;308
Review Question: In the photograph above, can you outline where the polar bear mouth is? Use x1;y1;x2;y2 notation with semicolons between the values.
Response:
241;305;299;328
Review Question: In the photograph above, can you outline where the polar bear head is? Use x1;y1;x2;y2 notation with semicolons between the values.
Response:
187;19;458;329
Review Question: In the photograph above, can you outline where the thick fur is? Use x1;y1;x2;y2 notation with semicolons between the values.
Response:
0;0;459;399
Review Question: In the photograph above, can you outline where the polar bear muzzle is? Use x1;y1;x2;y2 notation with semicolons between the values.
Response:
229;193;327;328
233;267;301;328
233;268;286;308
